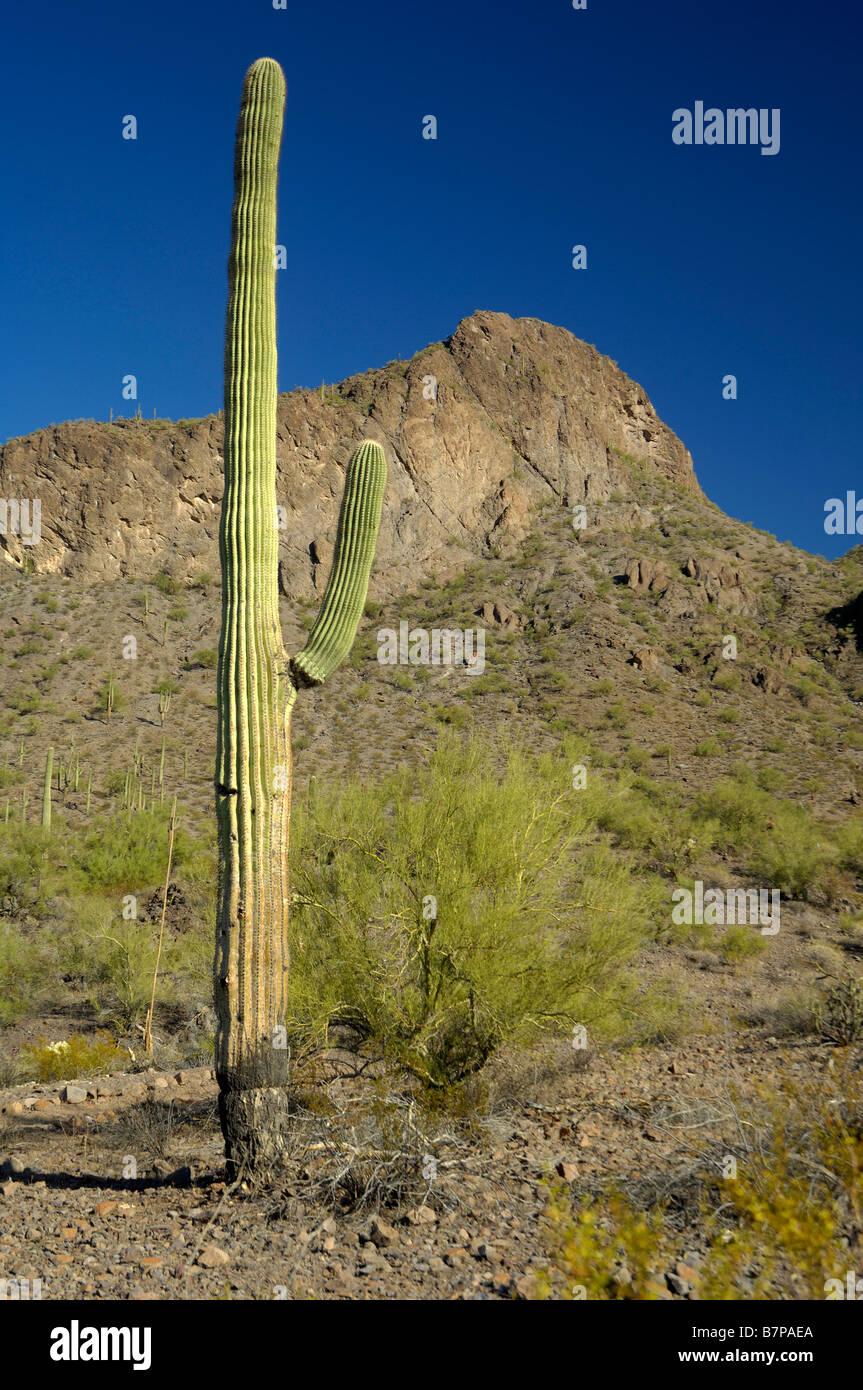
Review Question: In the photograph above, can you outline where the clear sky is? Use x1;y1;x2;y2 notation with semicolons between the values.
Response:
1;0;860;558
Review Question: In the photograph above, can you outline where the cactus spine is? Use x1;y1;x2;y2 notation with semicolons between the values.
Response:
215;58;385;1177
42;747;54;831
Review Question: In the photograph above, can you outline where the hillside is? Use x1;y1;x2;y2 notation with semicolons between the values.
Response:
0;311;697;591
1;311;862;1302
1;312;862;819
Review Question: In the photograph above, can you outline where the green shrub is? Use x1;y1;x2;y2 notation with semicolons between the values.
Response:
694;738;721;757
713;670;742;693
696;778;833;900
21;1030;128;1081
287;734;652;1086
190;649;218;669
70;805;192;890
0;924;48;1025
719;925;768;962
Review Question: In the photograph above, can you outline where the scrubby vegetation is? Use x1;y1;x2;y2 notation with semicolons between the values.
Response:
535;1059;863;1301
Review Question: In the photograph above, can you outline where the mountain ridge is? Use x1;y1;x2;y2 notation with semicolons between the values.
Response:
0;310;699;599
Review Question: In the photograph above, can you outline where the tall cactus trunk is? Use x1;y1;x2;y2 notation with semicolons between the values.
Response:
42;747;54;832
215;58;386;1181
215;57;292;1177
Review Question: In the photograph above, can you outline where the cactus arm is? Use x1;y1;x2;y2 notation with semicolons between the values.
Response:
291;440;387;686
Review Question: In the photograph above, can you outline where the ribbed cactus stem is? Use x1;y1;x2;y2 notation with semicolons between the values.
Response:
42;748;53;831
215;58;386;1178
216;56;292;1174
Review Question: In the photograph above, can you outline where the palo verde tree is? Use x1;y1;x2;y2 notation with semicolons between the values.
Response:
215;57;386;1178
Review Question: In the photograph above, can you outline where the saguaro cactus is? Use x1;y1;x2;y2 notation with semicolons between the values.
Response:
42;747;53;831
215;58;386;1178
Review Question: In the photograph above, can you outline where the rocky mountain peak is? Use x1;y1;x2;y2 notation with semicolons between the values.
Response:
0;310;698;601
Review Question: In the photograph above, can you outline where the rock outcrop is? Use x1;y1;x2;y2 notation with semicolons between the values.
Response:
0;310;699;600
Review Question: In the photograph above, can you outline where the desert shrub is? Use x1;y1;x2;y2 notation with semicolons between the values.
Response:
815;975;863;1044
0;823;58;908
755;767;786;792
712;670;742;693
189;649;218;669
0;925;48;1025
40;884;211;1030
463;673;514;698
534;1187;668;1300
78;916;159;1029
835;813;863;874
69;805;192;890
535;1062;863;1300
718;925;768;962
693;738;720;757
287;733;651;1085
434;704;469;728
700;1065;863;1299
591;773;715;878
21;1030;127;1081
603;700;628;729
696;777;833;899
740;987;819;1036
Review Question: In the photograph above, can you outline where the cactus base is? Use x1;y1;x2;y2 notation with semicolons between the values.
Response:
218;1082;292;1181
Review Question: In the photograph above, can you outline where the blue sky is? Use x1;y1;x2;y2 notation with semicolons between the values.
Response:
1;0;860;558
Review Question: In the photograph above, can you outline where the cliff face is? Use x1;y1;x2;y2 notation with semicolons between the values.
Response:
0;310;698;599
